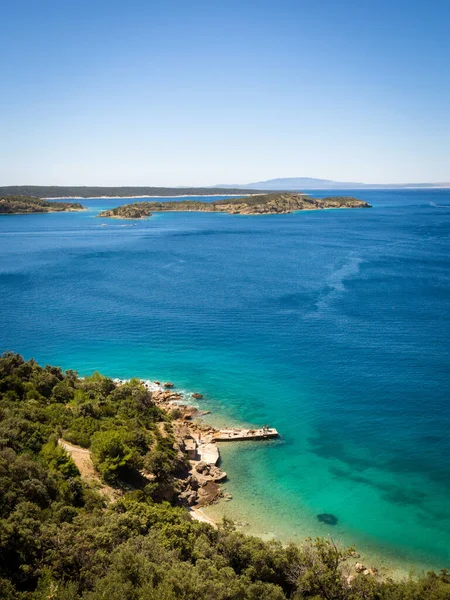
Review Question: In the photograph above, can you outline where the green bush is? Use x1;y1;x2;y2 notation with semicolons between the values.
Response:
91;430;136;482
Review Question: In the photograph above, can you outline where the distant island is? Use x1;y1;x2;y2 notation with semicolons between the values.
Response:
0;185;267;199
1;181;448;199
215;176;450;190
0;195;85;214
98;193;371;219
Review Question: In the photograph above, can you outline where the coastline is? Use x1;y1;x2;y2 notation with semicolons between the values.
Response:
117;376;421;581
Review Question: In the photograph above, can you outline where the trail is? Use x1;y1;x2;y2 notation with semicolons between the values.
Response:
58;439;119;502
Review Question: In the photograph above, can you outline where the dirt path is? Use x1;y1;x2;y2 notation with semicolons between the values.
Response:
157;421;169;438
58;439;119;502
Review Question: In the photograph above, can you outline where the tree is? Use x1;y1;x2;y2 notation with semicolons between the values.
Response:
91;430;135;482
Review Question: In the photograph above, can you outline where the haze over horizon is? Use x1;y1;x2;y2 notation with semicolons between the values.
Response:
2;0;449;186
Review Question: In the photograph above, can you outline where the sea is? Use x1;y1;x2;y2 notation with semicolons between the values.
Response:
1;189;449;575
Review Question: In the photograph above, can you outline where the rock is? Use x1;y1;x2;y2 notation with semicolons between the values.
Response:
346;575;356;586
154;381;160;385
187;476;199;490
317;513;338;526
164;382;174;388
208;466;227;482
196;461;208;474
192;393;203;399
178;489;198;506
355;563;366;573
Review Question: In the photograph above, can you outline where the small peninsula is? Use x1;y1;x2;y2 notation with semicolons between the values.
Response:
0;195;85;214
98;192;371;219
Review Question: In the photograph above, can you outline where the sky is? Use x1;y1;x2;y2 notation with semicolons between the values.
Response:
1;0;449;186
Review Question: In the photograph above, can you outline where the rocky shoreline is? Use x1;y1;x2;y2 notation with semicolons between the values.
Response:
111;377;385;581
111;377;278;515
112;378;231;511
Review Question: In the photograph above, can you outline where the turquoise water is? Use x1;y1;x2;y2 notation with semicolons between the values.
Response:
1;190;450;573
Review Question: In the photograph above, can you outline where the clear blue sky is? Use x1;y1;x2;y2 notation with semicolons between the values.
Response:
1;0;449;185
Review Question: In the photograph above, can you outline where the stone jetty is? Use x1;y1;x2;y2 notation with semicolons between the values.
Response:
213;427;279;441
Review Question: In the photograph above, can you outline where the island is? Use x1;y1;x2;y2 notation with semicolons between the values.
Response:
98;192;371;219
0;195;85;214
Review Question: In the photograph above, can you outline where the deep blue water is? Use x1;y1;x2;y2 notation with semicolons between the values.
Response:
1;189;450;572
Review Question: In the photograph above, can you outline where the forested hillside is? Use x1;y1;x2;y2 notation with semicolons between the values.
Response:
0;352;449;599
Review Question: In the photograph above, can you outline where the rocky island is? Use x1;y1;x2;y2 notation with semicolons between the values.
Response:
97;192;371;219
0;195;85;214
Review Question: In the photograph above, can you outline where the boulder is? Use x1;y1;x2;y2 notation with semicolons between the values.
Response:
164;382;174;388
355;563;366;573
317;513;338;526
209;466;227;482
192;393;203;399
179;489;198;506
196;461;208;474
186;476;199;491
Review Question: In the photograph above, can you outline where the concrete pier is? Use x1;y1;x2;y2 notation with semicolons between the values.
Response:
213;427;279;442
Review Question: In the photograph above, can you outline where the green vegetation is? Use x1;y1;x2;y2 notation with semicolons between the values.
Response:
0;186;266;199
0;352;449;599
98;193;371;219
0;196;84;214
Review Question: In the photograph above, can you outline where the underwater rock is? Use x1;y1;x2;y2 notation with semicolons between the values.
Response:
317;513;338;525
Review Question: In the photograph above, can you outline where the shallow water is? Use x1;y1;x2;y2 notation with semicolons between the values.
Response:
1;189;449;573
